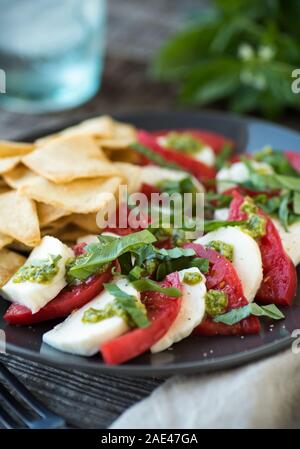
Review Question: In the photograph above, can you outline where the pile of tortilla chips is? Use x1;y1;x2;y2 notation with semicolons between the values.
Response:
0;115;142;287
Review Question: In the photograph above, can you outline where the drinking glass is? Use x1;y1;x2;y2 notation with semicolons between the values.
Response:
0;0;106;112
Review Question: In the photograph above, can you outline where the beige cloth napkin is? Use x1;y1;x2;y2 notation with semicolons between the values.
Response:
111;349;300;429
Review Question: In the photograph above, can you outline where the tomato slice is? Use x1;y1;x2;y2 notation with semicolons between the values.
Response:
140;183;161;198
285;150;300;173
151;129;234;154
184;243;261;336
100;272;183;365
4;269;112;326
137;130;216;183
229;190;297;306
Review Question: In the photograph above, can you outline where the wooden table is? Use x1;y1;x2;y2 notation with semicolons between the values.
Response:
0;0;299;429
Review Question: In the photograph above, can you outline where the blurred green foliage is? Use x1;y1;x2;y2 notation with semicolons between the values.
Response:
152;0;300;118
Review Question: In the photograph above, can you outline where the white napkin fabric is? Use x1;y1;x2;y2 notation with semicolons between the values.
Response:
111;349;300;429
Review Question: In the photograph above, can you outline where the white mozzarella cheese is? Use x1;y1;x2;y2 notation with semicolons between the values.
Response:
140;165;204;192
42;278;140;356
214;207;230;221
1;236;74;313
194;145;216;167
216;161;273;193
195;226;263;302
151;267;206;353
272;219;300;266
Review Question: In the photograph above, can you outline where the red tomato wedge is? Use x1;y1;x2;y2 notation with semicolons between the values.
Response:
100;272;183;365
137;130;216;183
229;190;297;306
285;150;300;173
184;243;261;336
4;269;112;326
151;129;234;154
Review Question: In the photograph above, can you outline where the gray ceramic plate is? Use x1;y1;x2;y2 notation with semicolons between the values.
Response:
1;110;299;376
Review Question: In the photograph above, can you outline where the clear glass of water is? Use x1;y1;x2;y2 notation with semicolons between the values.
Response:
0;0;106;113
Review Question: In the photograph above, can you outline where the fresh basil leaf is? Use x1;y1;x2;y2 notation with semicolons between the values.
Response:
130;142;183;172
213;302;284;325
254;148;298;176
103;283;150;328
118;252;133;275
215;143;233;170
293;191;300;215
155;256;209;281
131;279;182;297
204;220;247;233
276;174;300;192
68;230;156;281
213;304;251;325
278;191;291;231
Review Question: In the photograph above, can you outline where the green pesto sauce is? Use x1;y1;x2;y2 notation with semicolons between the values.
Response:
207;240;234;261
183;271;202;285
82;298;148;328
241;197;267;239
165;132;204;155
12;255;62;285
205;289;228;317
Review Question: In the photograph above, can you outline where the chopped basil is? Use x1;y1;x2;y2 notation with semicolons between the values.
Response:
131;279;182;297
254;147;298;176
213;303;284;325
163;131;204;155
13;255;62;284
206;240;234;261
130;142;183;171
215;143;233;170
204;220;247;233
82;281;156;329
155;256;209;281
67;230;156;281
205;290;228;317
293;192;300;215
183;271;202;285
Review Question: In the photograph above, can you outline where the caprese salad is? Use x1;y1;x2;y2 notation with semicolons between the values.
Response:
1;127;300;365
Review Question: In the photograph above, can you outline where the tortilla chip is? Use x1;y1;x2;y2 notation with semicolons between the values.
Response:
0;249;26;287
3;165;38;189
19;175;122;214
0;140;34;157
71;213;101;233
0;156;22;174
0;191;40;246
97;122;136;150
41;216;73;236
0;232;13;250
23;135;121;183
114;162;142;194
37;202;71;227
36;116;115;145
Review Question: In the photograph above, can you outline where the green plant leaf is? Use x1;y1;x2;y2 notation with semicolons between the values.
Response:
293;192;300;215
213;302;284;325
131;279;182;297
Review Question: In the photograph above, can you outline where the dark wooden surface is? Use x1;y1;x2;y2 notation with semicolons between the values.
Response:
0;0;300;429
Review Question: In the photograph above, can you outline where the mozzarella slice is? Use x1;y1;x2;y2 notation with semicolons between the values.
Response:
140;165;204;192
214;207;230;221
216;161;273;193
1;236;73;313
194;145;215;167
43;278;139;356
272;219;300;266
77;234;98;244
195;226;263;302
151;267;206;353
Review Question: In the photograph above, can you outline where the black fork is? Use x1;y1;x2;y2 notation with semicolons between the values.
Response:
0;362;65;429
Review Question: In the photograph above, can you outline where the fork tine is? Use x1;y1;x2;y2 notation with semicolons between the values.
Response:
0;383;34;428
0;362;65;429
0;405;19;429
